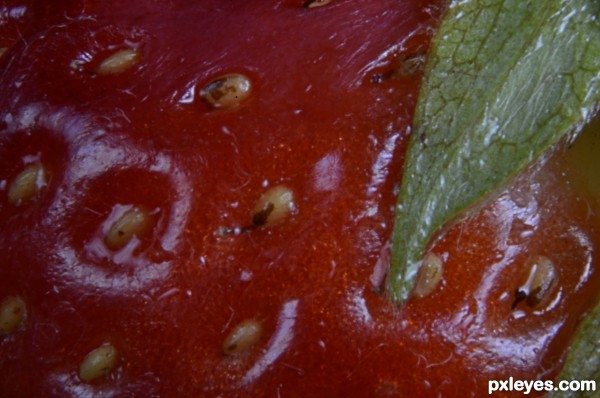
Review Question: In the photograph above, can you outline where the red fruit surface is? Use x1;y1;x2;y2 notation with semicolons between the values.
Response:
1;1;599;397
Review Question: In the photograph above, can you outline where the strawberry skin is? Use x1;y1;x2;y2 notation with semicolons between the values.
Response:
1;1;599;397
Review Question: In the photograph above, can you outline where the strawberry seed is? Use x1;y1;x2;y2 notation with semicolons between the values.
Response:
252;185;296;227
105;206;154;250
8;163;46;206
223;318;263;355
514;255;557;309
0;296;26;335
304;0;332;8
200;74;252;108
96;48;141;75
412;253;443;298
79;343;119;382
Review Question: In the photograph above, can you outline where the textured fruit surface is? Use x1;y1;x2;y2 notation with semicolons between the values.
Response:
0;1;599;397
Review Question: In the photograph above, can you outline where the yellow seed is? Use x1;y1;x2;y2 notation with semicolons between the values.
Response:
8;163;46;206
412;253;443;298
524;255;557;307
199;73;252;108
0;47;8;57
0;296;26;335
223;319;263;355
252;185;296;227
79;343;119;382
304;0;332;8
105;206;153;250
96;48;141;75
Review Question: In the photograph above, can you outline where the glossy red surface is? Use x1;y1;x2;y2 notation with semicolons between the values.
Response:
0;1;598;397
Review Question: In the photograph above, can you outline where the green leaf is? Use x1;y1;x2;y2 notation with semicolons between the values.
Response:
388;0;600;303
553;301;600;397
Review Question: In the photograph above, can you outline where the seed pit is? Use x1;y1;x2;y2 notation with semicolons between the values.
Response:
199;73;252;108
251;185;296;227
223;319;263;355
412;253;443;298
79;343;119;382
0;296;26;335
95;48;141;75
104;205;155;250
8;163;47;206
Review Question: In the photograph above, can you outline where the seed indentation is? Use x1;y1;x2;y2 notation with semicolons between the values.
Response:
8;163;46;206
412;253;443;298
79;343;119;382
96;48;141;75
0;296;26;335
252;185;296;227
105;206;154;250
200;74;252;108
223;318;263;355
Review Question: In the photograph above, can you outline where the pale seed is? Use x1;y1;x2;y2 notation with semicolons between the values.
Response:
304;0;332;8
395;54;426;78
105;206;153;250
8;163;46;206
0;296;26;335
412;253;443;298
223;319;263;355
96;48;141;75
517;255;557;308
79;343;119;382
252;185;296;227
200;74;252;108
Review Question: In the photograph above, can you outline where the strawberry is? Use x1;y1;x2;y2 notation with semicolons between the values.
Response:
1;1;599;397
